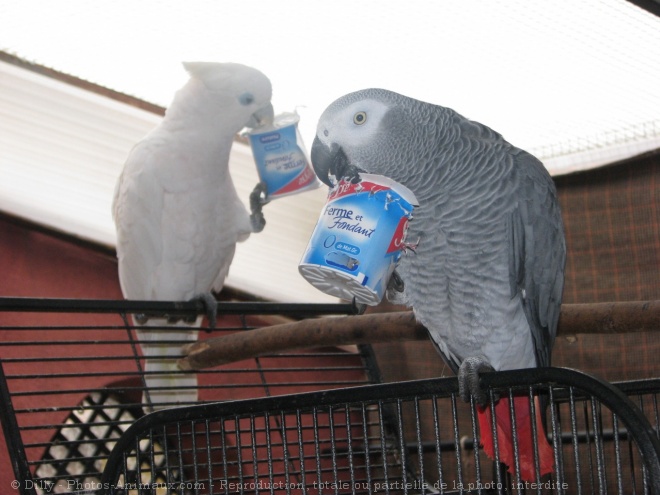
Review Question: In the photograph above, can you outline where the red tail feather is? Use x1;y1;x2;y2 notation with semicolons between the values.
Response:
477;396;554;481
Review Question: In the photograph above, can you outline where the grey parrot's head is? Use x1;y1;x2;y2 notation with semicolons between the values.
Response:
311;88;428;187
182;61;274;129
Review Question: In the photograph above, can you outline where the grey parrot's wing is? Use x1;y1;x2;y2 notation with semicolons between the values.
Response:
508;150;566;368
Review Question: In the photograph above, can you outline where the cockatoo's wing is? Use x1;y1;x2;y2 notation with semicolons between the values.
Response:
113;139;166;301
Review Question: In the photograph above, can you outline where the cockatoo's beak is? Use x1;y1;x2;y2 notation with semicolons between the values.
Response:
246;102;274;129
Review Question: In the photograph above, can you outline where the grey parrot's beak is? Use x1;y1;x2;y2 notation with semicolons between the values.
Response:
311;137;352;187
246;102;275;129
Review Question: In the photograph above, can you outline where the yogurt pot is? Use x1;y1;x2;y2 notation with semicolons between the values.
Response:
246;112;321;200
299;174;418;305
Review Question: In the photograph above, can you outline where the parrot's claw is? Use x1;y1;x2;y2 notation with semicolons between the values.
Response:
250;182;269;233
387;270;405;293
458;356;495;407
344;164;363;184
189;293;218;328
351;297;367;315
402;237;420;254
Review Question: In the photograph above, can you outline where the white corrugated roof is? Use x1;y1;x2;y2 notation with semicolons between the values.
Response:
1;0;659;173
0;59;333;302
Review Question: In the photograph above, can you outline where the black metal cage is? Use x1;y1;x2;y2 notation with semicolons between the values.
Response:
100;368;660;495
1;298;660;495
0;297;376;494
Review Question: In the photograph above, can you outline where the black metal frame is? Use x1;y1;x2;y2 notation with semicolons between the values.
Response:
0;361;33;490
99;367;660;495
2;298;660;494
0;297;370;495
0;297;361;318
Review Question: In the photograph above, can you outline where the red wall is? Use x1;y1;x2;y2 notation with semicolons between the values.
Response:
0;215;369;493
0;217;123;300
0;217;123;491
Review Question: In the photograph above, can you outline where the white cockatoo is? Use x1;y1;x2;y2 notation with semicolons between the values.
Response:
113;62;273;410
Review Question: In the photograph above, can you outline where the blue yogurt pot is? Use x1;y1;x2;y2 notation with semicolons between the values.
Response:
247;113;320;200
299;174;418;305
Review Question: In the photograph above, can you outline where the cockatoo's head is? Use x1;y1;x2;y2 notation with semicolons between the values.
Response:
311;88;422;187
180;61;274;130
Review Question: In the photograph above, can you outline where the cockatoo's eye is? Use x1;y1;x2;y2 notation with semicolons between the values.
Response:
238;92;255;106
353;111;367;125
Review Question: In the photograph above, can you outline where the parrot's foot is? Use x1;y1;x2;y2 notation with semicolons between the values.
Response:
387;270;405;293
250;182;269;233
351;297;367;315
402;237;420;254
187;293;218;328
458;356;495;407
342;164;363;184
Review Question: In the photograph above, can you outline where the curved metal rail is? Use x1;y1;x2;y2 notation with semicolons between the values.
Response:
101;367;660;494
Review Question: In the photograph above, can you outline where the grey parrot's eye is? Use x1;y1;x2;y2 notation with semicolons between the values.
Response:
353;111;367;125
238;92;254;106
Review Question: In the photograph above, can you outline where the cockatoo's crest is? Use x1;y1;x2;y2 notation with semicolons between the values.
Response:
183;61;272;105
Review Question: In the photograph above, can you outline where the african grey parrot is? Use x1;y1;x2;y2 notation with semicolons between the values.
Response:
113;62;273;411
310;88;565;481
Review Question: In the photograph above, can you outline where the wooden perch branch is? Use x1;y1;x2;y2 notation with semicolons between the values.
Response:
179;300;660;371
179;311;426;371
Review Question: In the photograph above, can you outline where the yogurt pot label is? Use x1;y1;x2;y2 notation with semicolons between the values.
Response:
299;174;418;305
247;113;321;200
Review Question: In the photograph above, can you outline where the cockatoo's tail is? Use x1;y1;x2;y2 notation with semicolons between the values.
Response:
247;113;321;200
299;174;417;305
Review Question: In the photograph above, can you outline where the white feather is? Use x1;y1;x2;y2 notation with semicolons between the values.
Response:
113;62;272;410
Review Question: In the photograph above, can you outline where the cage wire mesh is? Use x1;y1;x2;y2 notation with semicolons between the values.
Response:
1;298;660;495
0;297;381;495
100;369;660;495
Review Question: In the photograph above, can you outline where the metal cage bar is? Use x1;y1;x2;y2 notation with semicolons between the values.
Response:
0;297;378;495
0;297;361;317
100;368;660;495
2;298;660;494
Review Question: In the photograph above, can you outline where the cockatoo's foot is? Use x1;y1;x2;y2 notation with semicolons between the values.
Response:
250;182;269;233
186;293;218;328
135;313;149;325
458;356;495;407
